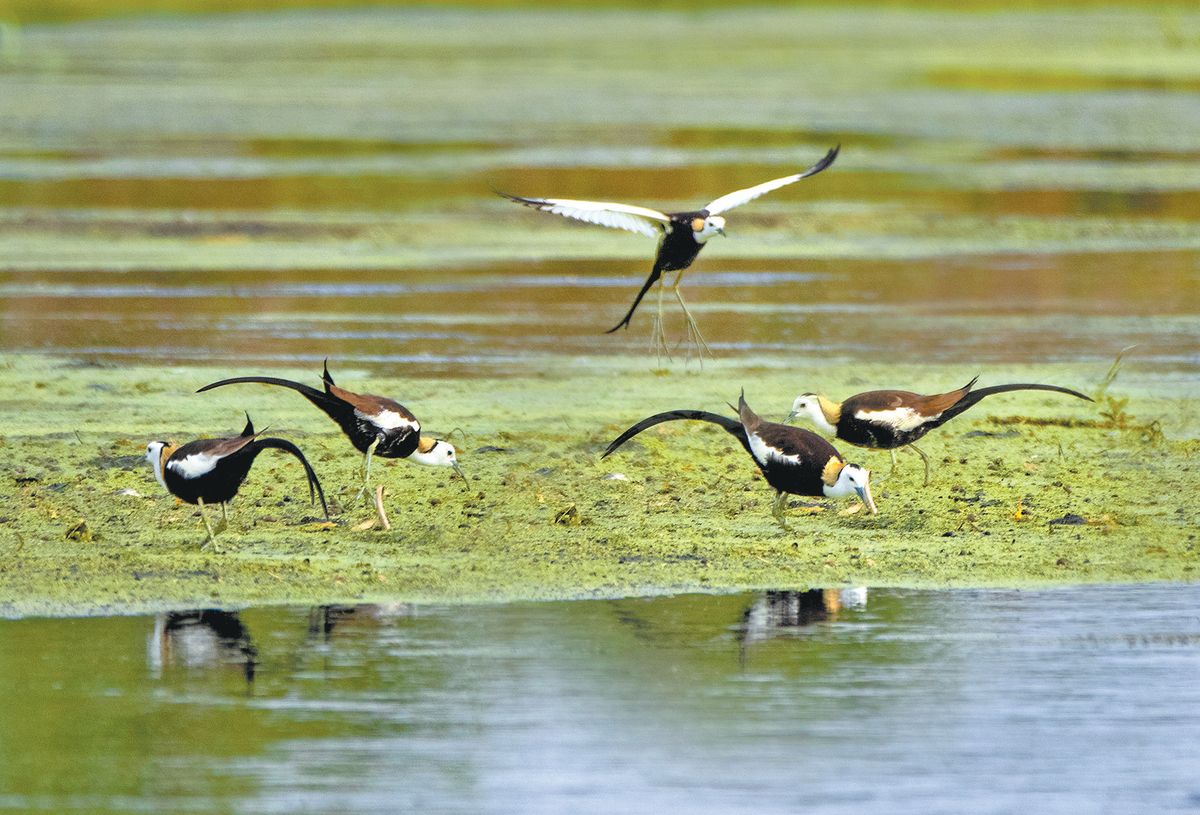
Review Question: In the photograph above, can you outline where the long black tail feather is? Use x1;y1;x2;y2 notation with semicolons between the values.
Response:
606;266;665;334
942;382;1093;424
249;437;330;521
198;376;345;423
602;409;748;458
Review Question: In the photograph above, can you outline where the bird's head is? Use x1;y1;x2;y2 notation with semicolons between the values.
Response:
692;215;726;243
412;437;467;484
144;441;175;491
832;463;877;514
787;394;838;433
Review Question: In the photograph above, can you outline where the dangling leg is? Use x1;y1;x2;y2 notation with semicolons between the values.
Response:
670;271;713;365
889;448;899;474
217;501;229;534
355;437;381;502
649;275;671;364
771;491;794;532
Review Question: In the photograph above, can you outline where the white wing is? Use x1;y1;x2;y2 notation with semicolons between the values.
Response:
703;145;840;216
499;193;669;239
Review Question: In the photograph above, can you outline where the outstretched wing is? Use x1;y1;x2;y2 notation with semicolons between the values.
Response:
703;145;840;216
497;192;670;239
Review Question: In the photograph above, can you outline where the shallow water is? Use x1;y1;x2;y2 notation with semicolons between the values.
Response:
2;584;1199;813
2;251;1197;377
0;6;1198;378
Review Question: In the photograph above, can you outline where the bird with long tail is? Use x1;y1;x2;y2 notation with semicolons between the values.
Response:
498;145;839;362
198;362;464;492
787;377;1093;485
145;414;329;545
603;390;875;530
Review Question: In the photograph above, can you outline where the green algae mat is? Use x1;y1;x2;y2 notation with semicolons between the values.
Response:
2;354;1195;617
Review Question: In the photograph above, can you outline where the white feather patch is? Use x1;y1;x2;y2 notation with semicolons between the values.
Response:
704;173;812;216
168;451;221;480
363;409;417;431
747;432;801;469
855;406;929;433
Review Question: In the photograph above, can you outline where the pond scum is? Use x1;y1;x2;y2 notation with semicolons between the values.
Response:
0;353;1196;617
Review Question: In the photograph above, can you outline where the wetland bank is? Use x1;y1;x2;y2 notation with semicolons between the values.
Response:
1;354;1196;617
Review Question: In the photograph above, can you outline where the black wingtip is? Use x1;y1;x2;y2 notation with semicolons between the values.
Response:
494;188;539;206
802;144;840;178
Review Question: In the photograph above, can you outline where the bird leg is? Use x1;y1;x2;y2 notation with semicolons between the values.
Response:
670;271;713;366
196;497;221;547
771;491;794;532
355;437;381;502
374;484;391;531
909;443;932;486
649;275;672;365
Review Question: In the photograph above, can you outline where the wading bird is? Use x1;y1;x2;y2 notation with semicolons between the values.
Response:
603;390;875;530
787;377;1093;485
145;414;329;544
498;145;839;360
198;362;464;500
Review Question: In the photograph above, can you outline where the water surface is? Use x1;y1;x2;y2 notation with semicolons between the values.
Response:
2;584;1198;813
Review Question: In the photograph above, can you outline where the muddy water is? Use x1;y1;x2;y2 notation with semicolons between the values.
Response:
2;585;1200;813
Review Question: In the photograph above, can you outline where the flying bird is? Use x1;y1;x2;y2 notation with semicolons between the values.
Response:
145;414;329;544
499;145;839;359
603;390;875;530
787;377;1093;485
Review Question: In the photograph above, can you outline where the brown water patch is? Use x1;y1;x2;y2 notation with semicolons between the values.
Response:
927;69;1200;94
0;175;479;212
1;251;1196;377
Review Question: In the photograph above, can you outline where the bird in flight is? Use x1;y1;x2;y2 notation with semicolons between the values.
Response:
498;145;839;362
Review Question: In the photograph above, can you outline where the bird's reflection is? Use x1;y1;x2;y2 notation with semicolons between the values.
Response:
146;609;258;684
739;588;867;660
306;603;417;644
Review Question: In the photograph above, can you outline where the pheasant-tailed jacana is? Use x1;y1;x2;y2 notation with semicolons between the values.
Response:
145;414;329;543
498;145;839;360
787;377;1093;485
197;362;464;497
603;390;875;530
